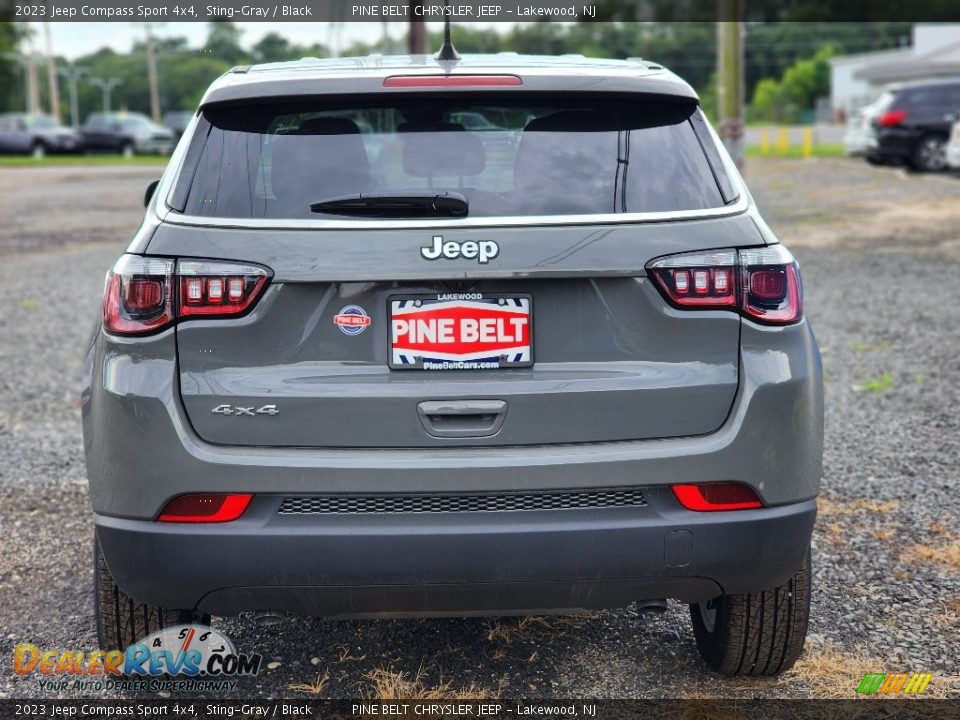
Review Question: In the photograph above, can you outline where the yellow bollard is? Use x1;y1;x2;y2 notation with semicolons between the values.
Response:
802;127;813;159
776;127;789;154
760;129;770;155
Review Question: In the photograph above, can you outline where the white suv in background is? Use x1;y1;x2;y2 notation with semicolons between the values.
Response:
947;115;960;170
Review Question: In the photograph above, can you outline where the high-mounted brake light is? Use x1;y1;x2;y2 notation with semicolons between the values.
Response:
647;245;803;325
672;483;763;512
158;493;253;523
103;255;271;335
878;109;908;127
383;75;522;88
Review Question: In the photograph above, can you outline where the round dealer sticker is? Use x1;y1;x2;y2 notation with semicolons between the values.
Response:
334;305;371;336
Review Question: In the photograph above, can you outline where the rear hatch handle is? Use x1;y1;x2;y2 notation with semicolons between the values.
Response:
417;400;507;439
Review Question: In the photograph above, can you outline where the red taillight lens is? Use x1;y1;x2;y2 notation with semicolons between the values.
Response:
647;245;803;326
177;260;269;317
878;109;908;127
103;256;175;335
383;74;522;88
739;247;803;325
103;256;271;336
648;251;738;308
158;493;253;523
672;483;763;511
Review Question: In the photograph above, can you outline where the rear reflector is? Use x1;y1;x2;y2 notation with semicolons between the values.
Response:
158;494;253;523
383;75;522;88
672;483;763;512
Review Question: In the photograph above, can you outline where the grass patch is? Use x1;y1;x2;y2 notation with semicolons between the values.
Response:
850;341;893;353
485;613;599;645
745;143;846;159
854;372;894;394
903;536;960;573
784;641;883;698
818;497;899;516
288;670;331;696
364;666;500;700
0;155;169;168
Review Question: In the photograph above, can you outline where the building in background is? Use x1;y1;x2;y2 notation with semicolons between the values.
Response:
830;24;960;118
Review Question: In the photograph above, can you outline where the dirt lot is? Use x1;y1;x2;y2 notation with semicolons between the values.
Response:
0;159;958;700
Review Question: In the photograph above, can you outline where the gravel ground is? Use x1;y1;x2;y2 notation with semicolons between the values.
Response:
0;159;958;700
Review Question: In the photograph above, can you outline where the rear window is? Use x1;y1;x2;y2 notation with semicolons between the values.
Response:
174;94;734;220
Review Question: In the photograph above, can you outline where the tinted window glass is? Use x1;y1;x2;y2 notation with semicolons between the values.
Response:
177;95;729;220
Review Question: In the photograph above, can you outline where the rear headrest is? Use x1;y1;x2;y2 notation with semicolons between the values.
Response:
513;111;619;215
402;126;485;178
270;117;370;205
295;117;362;136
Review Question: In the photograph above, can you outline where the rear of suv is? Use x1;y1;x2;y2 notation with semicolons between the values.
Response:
866;77;960;171
83;54;822;676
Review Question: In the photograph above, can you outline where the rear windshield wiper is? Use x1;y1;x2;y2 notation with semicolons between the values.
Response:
310;191;469;218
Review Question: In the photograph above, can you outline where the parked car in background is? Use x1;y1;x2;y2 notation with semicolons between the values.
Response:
163;111;194;142
81;112;174;156
946;115;960;170
0;113;82;157
865;77;960;171
843;100;881;157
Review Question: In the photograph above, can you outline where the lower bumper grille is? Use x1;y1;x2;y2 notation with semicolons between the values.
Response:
279;489;647;515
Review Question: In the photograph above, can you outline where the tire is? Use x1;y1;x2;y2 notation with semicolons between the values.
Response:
689;545;811;676
120;142;135;159
94;533;208;651
910;135;947;172
31;142;46;159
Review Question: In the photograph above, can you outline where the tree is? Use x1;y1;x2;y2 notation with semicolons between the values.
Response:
252;32;296;64
0;21;26;113
750;45;835;123
205;21;245;65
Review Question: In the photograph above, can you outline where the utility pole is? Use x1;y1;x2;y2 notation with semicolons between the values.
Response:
144;24;161;123
716;4;745;170
26;37;41;115
42;21;61;121
89;77;123;113
58;64;87;127
408;1;426;54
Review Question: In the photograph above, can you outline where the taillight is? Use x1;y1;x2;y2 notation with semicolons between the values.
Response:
878;109;908;127
647;245;803;326
178;260;269;317
672;483;763;511
103;255;270;336
158;493;253;523
103;256;175;335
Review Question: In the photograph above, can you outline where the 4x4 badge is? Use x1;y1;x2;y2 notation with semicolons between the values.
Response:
421;235;499;264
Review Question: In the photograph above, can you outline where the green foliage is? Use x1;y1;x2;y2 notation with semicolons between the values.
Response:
750;45;836;123
0;21;27;113
205;21;245;65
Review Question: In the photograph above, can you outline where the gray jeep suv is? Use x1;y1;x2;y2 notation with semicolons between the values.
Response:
83;54;822;676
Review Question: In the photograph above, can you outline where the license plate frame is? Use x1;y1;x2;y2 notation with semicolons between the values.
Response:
388;293;533;371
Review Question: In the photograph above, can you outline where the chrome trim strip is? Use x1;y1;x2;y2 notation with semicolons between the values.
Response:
158;193;749;230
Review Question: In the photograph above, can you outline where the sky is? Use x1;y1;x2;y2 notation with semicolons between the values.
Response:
32;22;508;60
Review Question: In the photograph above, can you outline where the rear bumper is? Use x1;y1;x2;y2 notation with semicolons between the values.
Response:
96;494;817;616
866;128;918;160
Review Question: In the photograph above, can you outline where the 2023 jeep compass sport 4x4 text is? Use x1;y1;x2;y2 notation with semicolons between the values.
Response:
83;53;822;676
